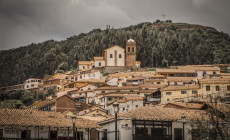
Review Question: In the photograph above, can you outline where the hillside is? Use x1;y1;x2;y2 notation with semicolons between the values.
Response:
0;21;230;87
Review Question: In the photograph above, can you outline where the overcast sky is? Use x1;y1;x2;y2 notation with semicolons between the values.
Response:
0;0;229;50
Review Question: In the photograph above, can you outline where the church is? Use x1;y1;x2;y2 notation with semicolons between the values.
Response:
78;39;141;70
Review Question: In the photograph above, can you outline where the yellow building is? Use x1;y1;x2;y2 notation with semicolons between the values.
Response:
161;85;200;104
198;78;230;98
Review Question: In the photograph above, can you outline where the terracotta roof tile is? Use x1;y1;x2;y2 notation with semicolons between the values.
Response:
162;85;200;91
108;73;131;78
78;61;94;65
77;79;105;83
166;77;197;82
156;68;195;73
198;78;230;84
95;86;140;90
145;79;164;83
94;57;104;60
165;102;204;109
0;108;100;128
119;106;207;121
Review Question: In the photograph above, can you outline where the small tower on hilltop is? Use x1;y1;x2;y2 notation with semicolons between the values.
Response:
125;39;136;67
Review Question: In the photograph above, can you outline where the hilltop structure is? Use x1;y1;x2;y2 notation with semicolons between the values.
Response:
78;39;141;70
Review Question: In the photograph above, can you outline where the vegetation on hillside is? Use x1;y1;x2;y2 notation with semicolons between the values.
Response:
0;21;230;87
0;89;55;108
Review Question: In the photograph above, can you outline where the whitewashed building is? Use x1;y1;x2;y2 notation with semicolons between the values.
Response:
0;108;100;140
98;106;207;140
24;78;42;90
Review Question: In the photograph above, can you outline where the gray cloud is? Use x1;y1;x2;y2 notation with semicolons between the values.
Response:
0;0;229;50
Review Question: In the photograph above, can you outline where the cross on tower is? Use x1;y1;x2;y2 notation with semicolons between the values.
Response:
161;13;166;20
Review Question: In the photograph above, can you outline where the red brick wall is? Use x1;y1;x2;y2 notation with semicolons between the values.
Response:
56;95;76;113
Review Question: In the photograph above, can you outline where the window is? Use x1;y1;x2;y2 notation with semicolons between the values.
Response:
80;76;82;79
157;82;161;84
128;47;130;52
83;66;85;69
102;91;105;93
119;54;122;58
119;97;123;99
216;86;220;91
175;82;177;85
31;84;34;87
181;91;187;94
132;47;134;52
167;99;170;101
136;105;138;108
213;71;216;74
99;62;101;66
27;85;29;88
127;105;129;108
123;107;125;111
203;71;207;76
110;54;113;58
192;91;198;94
206;85;210;91
107;97;112;101
166;92;172;95
227;85;230;91
88;88;91;90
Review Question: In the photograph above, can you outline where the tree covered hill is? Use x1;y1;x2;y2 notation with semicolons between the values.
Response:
0;21;230;87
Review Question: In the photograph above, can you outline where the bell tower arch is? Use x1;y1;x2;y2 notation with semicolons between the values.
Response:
125;39;136;67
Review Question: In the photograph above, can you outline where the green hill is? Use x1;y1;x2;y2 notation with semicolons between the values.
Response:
0;21;230;87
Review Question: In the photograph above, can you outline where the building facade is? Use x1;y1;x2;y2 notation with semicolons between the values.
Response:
78;39;140;70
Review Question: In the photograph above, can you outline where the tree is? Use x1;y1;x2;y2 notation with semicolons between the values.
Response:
190;95;230;140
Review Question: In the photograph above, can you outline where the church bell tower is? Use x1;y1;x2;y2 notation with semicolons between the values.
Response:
125;39;136;67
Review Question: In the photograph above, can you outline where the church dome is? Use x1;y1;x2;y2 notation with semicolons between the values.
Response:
126;39;136;45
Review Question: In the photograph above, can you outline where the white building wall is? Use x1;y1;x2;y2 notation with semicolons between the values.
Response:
99;119;132;140
77;71;101;81
106;46;125;66
95;60;105;67
107;100;143;115
172;122;192;140
24;79;41;89
99;120;193;140
80;84;97;91
107;78;118;86
0;126;91;139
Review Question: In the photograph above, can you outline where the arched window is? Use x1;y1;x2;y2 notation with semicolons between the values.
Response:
119;54;122;58
132;47;134;52
128;47;130;52
99;62;101;66
110;54;113;58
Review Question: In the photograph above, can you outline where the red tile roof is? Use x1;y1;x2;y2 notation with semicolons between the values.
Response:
0;108;100;128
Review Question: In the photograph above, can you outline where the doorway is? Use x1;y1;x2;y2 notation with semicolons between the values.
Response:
21;130;31;139
0;129;3;138
174;128;182;140
77;132;83;140
50;131;58;139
